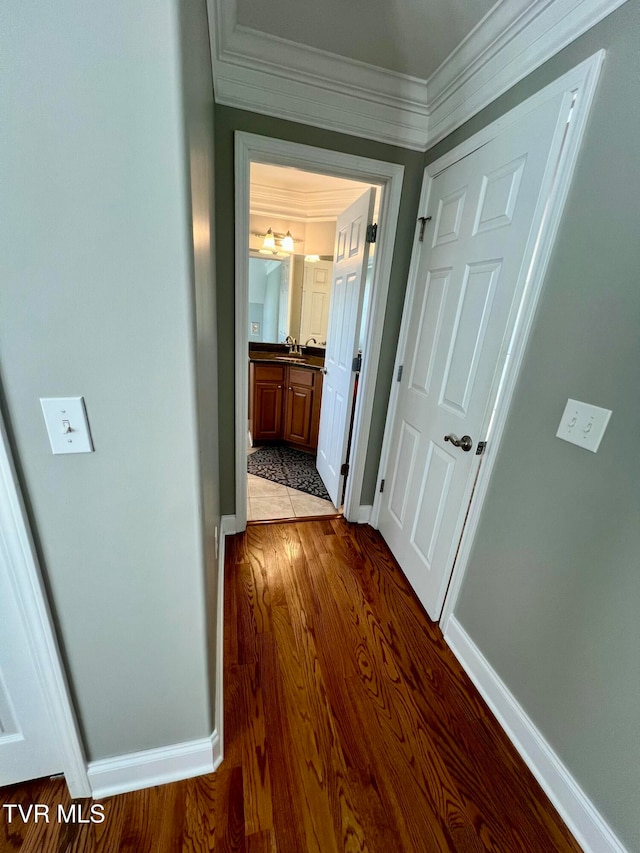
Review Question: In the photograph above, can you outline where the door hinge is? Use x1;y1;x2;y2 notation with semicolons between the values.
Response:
397;365;403;382
352;353;362;373
341;462;349;476
366;223;377;243
418;215;432;242
476;440;487;456
379;479;385;493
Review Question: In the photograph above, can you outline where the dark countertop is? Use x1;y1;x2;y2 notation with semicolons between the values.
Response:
249;344;325;371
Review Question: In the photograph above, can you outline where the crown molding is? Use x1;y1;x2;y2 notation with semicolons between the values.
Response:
208;0;628;151
425;0;628;146
249;184;366;221
207;0;429;150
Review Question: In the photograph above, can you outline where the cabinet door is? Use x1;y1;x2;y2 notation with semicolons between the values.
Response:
284;383;314;447
253;365;285;440
254;382;284;439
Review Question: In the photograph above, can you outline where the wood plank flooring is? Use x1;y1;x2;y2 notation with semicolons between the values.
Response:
1;519;581;852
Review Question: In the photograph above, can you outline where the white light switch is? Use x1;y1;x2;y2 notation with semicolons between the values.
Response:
556;398;612;453
40;397;94;454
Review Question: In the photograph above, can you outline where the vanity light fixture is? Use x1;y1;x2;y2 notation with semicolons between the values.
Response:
281;230;295;252
259;228;275;254
254;228;300;254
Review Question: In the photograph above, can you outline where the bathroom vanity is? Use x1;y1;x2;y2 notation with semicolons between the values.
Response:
249;346;324;452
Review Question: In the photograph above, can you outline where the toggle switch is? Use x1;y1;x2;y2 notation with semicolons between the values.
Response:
40;397;94;454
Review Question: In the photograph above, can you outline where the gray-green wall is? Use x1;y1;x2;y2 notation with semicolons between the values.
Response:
213;106;424;513
433;3;640;849
1;0;215;761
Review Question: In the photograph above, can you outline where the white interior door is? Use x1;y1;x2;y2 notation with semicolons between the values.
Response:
316;188;374;506
299;260;333;344
378;90;572;619
0;522;63;787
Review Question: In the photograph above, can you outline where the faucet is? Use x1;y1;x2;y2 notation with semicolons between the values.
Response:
285;335;294;353
305;337;317;346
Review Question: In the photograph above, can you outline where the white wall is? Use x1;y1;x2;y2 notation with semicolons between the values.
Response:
0;0;213;760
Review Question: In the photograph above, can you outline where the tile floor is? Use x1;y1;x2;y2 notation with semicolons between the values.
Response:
247;473;339;521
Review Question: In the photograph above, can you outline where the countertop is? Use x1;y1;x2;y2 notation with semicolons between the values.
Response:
249;346;325;371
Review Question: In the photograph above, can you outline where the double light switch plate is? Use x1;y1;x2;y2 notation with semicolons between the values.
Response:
556;398;612;453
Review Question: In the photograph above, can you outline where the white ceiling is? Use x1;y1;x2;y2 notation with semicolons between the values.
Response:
236;0;496;80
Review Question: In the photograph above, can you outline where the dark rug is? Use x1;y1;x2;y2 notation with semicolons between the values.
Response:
248;445;331;501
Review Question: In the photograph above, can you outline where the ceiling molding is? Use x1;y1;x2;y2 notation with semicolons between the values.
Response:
208;0;628;152
249;184;365;221
424;0;628;146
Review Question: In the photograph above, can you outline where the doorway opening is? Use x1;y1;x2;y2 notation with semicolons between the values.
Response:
247;165;377;522
234;134;405;532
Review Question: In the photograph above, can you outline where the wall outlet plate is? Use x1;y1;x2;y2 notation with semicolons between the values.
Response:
40;397;94;454
556;398;612;453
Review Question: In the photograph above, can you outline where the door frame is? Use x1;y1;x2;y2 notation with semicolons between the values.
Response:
234;132;404;529
371;52;604;627
0;411;90;796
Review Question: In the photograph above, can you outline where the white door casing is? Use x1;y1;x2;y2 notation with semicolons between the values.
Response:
377;82;585;621
299;260;333;345
316;189;375;507
0;549;62;786
0;412;90;794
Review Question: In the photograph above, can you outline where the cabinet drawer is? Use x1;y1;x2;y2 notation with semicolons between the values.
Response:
288;366;315;387
254;364;285;382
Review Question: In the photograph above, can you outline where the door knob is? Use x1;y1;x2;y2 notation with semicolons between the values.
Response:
444;434;473;452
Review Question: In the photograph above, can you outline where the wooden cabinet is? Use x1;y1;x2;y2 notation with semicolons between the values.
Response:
250;362;323;451
251;364;285;441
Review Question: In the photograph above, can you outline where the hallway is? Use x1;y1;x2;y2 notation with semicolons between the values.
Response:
221;518;578;851
2;519;580;851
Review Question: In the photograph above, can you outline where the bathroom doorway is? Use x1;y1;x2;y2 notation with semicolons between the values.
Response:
235;133;404;530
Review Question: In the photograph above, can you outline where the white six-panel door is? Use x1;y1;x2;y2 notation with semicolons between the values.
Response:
378;89;573;620
299;260;333;345
316;188;374;507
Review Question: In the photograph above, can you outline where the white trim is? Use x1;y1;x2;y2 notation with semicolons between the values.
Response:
444;617;629;853
235;132;404;531
372;54;603;609
0;412;90;797
208;0;429;150
250;184;368;222
209;0;626;150
425;0;624;145
357;505;372;525
89;733;220;799
439;50;603;628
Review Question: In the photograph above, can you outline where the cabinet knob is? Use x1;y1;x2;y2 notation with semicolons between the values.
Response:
277;385;282;389
289;386;292;391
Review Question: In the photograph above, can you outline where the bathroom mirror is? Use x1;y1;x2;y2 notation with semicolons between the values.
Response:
248;254;333;347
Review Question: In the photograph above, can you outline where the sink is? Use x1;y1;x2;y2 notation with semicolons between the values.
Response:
274;355;307;363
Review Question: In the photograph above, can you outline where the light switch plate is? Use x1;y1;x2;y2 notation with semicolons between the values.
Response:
556;398;612;452
40;397;94;454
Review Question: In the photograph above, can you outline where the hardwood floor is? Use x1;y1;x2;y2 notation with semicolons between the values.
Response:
1;519;581;852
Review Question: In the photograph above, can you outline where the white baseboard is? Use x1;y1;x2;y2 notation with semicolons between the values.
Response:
357;505;372;524
444;617;628;853
88;732;220;799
